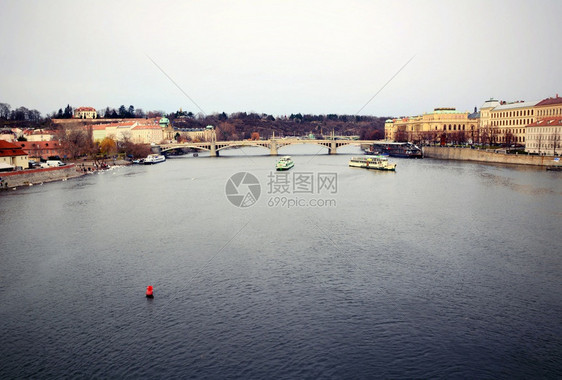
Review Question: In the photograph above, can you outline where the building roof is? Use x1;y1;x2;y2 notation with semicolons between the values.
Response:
535;95;562;107
75;107;97;112
19;141;61;150
0;140;28;157
480;99;500;109
527;117;562;127
132;124;161;130
468;111;480;119
428;107;466;115
89;121;137;130
492;100;539;111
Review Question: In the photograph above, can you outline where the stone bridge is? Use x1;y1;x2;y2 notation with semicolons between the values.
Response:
159;139;383;156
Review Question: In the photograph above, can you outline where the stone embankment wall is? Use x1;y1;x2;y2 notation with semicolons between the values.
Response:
0;164;83;189
423;147;557;167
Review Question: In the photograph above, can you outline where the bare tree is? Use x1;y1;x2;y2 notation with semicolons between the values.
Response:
395;129;408;142
0;103;11;119
134;108;146;118
504;131;514;147
56;124;92;159
553;129;560;156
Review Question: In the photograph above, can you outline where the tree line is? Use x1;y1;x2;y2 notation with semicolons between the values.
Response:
170;112;389;141
60;127;152;160
0;102;42;122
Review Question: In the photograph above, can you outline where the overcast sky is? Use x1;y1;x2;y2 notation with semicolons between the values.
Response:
1;0;561;118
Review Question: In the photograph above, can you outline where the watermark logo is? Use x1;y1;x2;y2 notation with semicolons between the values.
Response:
226;171;337;208
225;172;261;208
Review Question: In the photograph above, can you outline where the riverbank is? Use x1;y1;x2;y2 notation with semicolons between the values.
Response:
72;158;131;172
0;164;83;189
423;146;559;167
0;159;132;190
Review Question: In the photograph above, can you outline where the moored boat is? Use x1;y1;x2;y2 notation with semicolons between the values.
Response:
365;142;422;158
276;156;294;171
349;155;396;171
143;154;166;164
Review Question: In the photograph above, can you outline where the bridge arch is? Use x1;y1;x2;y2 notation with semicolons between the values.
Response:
160;145;211;154
215;142;270;152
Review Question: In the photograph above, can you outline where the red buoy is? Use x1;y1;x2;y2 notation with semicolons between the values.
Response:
146;285;154;298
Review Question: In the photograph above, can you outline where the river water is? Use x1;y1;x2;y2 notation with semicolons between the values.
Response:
1;146;561;378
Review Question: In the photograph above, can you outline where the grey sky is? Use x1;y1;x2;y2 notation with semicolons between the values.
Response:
1;0;561;117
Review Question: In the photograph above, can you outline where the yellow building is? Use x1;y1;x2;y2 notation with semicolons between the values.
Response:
0;140;29;170
486;100;538;145
176;128;214;142
131;124;164;144
478;99;500;142
384;94;561;148
535;95;562;118
89;120;164;144
90;121;137;142
385;108;478;144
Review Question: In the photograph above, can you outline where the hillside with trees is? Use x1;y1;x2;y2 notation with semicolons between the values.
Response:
170;111;389;141
1;101;390;143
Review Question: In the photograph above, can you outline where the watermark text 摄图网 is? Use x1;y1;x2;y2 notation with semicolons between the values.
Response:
226;171;338;208
267;171;337;195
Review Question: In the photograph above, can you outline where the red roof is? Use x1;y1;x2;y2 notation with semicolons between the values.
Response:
19;141;61;150
0;140;28;157
528;117;562;127
75;107;96;112
535;96;562;107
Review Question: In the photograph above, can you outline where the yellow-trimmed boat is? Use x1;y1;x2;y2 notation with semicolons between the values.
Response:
349;155;396;171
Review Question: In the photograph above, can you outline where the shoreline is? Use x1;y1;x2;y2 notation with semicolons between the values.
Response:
0;159;132;191
422;146;560;168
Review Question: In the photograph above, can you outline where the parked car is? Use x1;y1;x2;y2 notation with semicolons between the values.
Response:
44;160;66;167
28;160;40;168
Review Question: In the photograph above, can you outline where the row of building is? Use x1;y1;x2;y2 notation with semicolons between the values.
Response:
384;94;562;155
0;116;216;161
87;117;213;144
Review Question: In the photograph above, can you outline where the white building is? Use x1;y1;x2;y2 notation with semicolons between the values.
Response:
74;107;97;119
525;117;562;156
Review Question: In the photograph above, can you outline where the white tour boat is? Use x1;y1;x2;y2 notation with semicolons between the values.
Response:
349;155;396;171
144;154;166;164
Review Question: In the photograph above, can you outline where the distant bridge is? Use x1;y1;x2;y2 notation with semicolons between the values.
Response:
158;138;384;156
